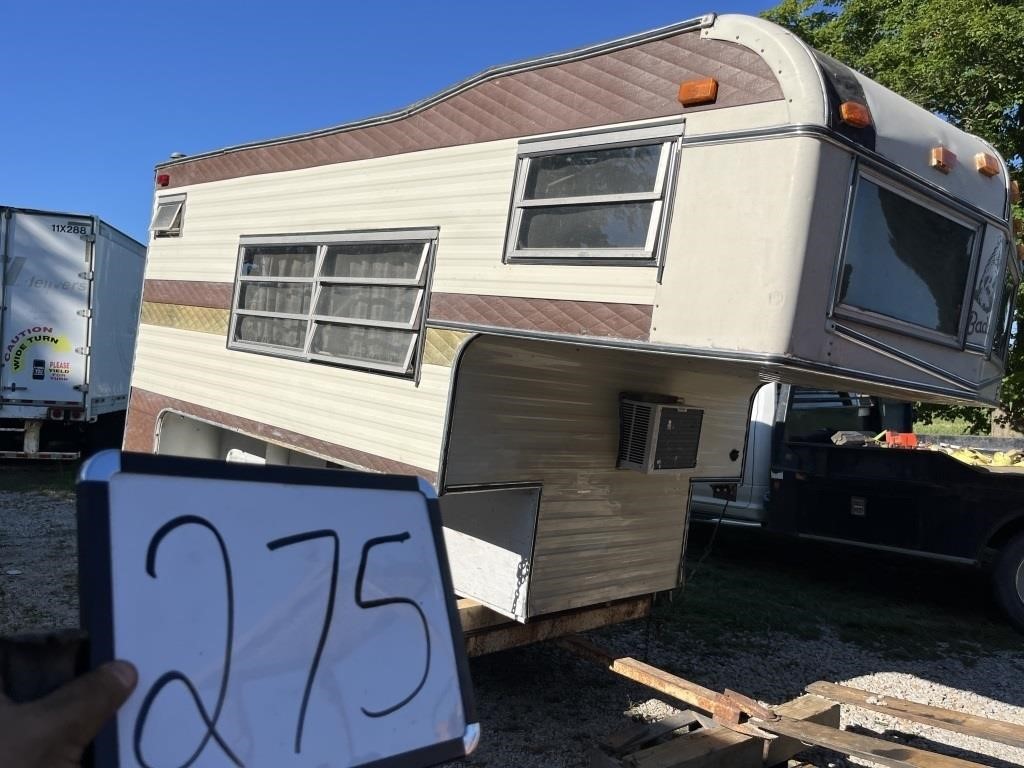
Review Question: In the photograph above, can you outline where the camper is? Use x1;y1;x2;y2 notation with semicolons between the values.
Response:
0;207;146;459
126;13;1017;632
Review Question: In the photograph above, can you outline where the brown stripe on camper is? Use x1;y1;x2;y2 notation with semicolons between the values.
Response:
124;388;438;483
140;302;230;334
429;294;653;341
143;279;233;308
157;35;782;187
140;279;653;341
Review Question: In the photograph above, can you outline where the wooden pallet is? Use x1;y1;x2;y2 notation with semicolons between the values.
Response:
562;637;1024;768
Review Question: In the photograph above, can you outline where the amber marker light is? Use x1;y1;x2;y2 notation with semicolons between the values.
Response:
930;147;956;174
975;153;1001;178
677;77;719;107
839;101;871;128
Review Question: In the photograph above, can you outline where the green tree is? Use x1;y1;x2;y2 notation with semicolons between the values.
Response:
763;0;1024;434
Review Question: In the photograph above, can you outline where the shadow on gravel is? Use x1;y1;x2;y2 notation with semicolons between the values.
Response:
650;523;1024;709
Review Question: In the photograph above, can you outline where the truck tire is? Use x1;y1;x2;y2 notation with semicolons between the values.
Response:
993;532;1024;633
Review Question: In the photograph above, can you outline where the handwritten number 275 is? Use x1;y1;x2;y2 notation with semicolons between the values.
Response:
135;517;430;767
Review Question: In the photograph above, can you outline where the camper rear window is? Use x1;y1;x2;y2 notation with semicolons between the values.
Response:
229;231;436;377
505;122;682;264
835;175;979;341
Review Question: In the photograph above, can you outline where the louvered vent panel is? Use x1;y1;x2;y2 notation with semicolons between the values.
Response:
617;400;654;468
618;397;703;473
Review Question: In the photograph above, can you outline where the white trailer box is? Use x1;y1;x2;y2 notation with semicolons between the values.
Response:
127;14;1016;628
0;207;146;457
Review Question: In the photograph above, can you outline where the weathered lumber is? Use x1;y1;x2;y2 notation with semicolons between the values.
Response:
760;716;988;768
763;694;839;767
625;725;763;768
602;712;701;755
806;680;1024;751
462;596;651;656
559;636;741;721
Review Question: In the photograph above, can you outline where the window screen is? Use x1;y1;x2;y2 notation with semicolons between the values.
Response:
837;177;978;338
150;194;186;238
506;124;680;263
229;231;435;376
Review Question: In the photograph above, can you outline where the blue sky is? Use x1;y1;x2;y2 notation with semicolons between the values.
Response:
1;1;770;242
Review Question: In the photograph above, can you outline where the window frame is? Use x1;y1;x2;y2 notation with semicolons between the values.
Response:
227;228;437;378
829;166;985;348
503;121;683;266
150;193;186;238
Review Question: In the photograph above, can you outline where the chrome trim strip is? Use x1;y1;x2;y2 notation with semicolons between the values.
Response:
427;320;990;402
157;16;716;169
796;533;977;565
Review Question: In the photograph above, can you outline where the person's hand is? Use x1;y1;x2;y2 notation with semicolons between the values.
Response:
0;660;137;768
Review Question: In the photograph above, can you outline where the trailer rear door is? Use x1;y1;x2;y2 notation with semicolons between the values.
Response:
1;211;91;405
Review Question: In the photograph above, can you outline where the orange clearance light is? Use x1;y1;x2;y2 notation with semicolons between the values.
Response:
975;153;1001;178
839;101;872;128
677;77;719;107
156;173;170;187
930;146;956;174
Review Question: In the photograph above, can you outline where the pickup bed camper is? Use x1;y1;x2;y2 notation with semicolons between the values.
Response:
0;207;146;458
125;13;1017;636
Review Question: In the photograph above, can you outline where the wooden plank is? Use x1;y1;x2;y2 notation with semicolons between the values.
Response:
625;726;762;768
761;716;988;768
763;694;840;767
464;596;652;656
603;712;700;755
806;680;1024;751
560;636;739;720
457;599;509;633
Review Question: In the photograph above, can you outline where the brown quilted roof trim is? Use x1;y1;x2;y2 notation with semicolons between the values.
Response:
429;293;652;341
158;34;781;188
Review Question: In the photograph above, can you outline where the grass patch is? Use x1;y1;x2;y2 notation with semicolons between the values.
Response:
660;526;1021;660
0;461;80;494
913;417;980;436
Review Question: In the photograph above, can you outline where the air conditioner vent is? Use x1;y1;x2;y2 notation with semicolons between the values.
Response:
617;395;703;474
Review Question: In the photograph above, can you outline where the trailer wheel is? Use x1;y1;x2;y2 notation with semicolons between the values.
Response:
993;532;1024;633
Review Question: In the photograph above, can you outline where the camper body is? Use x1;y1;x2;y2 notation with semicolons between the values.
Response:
127;14;1016;626
0;207;145;458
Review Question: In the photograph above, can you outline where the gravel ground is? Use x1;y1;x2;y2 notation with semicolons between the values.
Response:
1;487;1022;767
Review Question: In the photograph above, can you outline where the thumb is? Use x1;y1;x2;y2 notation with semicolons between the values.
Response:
29;661;137;750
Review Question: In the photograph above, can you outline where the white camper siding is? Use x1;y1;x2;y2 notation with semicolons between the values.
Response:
444;337;757;616
651;137;834;352
131;324;451;473
144;139;660;305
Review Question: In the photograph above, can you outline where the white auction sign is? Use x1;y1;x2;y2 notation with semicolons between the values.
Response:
77;451;477;768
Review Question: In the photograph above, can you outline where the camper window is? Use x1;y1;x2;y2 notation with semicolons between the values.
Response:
835;172;981;343
505;122;681;264
151;194;186;237
229;230;436;377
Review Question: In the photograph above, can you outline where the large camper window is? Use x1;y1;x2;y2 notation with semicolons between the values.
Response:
229;230;436;377
505;122;681;264
836;175;979;341
151;194;186;238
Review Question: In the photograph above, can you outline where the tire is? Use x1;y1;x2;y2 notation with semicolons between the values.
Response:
993;532;1024;633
